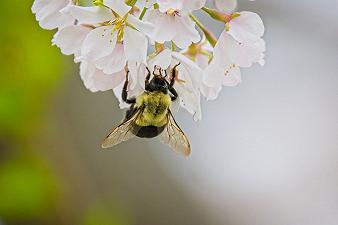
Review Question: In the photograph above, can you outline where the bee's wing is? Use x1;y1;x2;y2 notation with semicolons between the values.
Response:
170;97;180;114
101;108;143;149
160;110;191;156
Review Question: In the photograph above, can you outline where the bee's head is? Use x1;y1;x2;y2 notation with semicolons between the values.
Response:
147;66;169;93
149;74;168;93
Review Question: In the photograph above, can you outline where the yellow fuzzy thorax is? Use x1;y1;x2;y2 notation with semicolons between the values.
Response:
135;91;172;127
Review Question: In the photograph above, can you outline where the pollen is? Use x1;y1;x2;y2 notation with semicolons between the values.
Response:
225;64;236;76
166;8;179;16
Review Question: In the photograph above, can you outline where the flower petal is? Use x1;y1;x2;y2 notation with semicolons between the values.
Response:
95;43;127;74
203;61;241;87
149;49;173;70
172;16;201;49
124;26;148;64
214;31;263;68
80;60;125;92
81;26;117;61
172;52;203;121
66;5;113;24
181;0;207;14
104;0;131;16
32;0;74;29
144;9;176;43
127;14;154;36
52;25;92;55
228;11;264;44
175;82;202;121
156;0;183;13
135;0;156;9
38;12;74;30
113;62;143;108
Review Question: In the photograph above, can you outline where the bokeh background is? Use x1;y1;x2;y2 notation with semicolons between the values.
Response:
0;0;338;225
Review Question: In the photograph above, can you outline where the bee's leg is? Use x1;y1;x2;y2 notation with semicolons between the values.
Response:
122;69;136;104
169;86;178;101
145;66;151;91
169;62;180;88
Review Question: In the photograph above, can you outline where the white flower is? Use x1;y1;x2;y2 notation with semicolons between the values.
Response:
201;10;265;100
226;11;264;44
202;31;265;100
144;0;206;49
32;0;75;30
31;0;267;123
70;0;153;69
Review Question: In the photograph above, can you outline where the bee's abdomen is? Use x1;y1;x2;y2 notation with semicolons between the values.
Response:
131;124;166;138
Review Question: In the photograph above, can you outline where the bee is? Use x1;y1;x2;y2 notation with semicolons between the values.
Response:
101;63;191;156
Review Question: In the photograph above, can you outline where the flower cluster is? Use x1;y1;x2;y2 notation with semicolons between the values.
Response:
32;0;265;121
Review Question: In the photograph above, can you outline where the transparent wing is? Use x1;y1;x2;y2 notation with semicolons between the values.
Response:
101;108;143;149
169;97;180;115
160;110;191;156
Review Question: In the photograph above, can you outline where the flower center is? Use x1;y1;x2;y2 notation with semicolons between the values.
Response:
110;17;126;42
166;8;179;16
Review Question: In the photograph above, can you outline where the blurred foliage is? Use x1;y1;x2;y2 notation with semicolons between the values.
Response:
0;0;66;138
0;0;66;222
0;1;129;225
0;155;59;219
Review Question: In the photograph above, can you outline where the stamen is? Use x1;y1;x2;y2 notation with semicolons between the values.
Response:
166;8;179;16
225;64;236;76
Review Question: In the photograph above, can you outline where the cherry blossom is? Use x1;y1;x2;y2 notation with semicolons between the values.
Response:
70;1;153;66
32;0;75;30
203;31;265;100
144;0;206;49
32;0;266;120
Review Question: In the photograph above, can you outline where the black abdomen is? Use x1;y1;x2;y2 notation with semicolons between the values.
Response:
132;124;166;138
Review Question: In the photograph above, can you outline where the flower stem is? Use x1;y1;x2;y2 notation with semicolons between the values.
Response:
125;0;137;7
189;14;217;47
139;7;147;20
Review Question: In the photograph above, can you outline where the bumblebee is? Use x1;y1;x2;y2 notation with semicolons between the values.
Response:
101;64;191;156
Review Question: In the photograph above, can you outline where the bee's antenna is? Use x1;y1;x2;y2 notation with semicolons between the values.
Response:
153;65;157;76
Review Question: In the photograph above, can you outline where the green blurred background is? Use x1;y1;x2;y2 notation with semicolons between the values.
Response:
0;1;130;224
